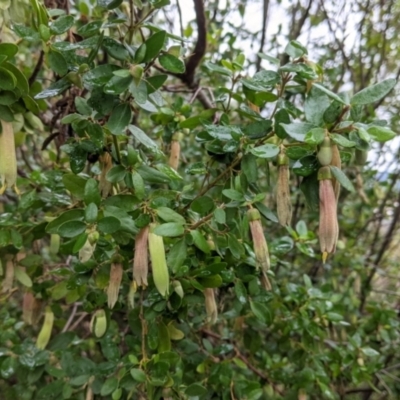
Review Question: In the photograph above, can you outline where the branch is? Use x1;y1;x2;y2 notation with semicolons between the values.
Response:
29;50;44;86
256;0;270;71
178;0;207;87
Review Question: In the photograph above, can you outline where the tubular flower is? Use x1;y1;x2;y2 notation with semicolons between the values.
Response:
36;306;54;350
169;132;181;171
23;292;43;325
1;256;14;293
133;226;149;287
204;288;218;325
107;262;123;309
148;224;169;297
247;208;270;273
276;153;292;226
99;152;113;198
0;120;18;194
318;167;339;262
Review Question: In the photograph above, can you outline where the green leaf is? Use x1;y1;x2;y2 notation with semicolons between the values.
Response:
107;103;132;135
85;203;98;223
137;165;170;184
312;83;348;105
275;109;290;139
351;78;396;105
191;196;214;214
279;63;317;80
100;377;118;397
330;166;355;192
304;86;330;126
153;223;184;237
104;75;132;95
84;179;101;206
46;209;85;234
130;368;146;382
241;153;258;182
330;134;356;148
98;216;121;234
77;21;103;38
132;172;145;200
190;230;210;254
83;64;119;87
0;105;13;121
367;126;396;142
0;91;17;106
0;67;16;90
284;40;307;58
128;125;161;154
304;128;325;145
254;202;278;223
167;239;187;273
58;221;87;238
0;43;18;59
106;165;127;183
50;15;74;35
103;37;130;61
157;321;171;352
34;78;71;99
48;49;68;76
145;74;168;94
361;347;380;357
185;383;207;397
13;24;40;41
143;30;167;62
213;208;226;224
250;143;279;159
250;300;272;324
156;207;186;225
280;122;315;141
158;53;185;73
75;97;92;116
14;266;33;287
234;280;247;304
241;70;280;92
2;62;29;95
63;174;87;199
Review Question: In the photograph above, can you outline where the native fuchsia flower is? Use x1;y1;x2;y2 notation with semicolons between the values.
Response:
133;226;149;288
107;261;123;309
169;132;182;171
0;120;18;194
247;208;270;273
148;224;170;297
318;166;339;263
204;288;218;325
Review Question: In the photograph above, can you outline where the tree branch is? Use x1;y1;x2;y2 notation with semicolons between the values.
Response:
179;0;207;87
256;0;270;71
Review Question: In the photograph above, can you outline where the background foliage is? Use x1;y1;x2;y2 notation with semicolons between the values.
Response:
1;0;400;399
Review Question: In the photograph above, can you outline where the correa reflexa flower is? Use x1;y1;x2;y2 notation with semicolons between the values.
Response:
318;166;339;262
0;120;18;194
133;226;149;288
107;261;123;309
148;224;170;297
204;288;218;324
